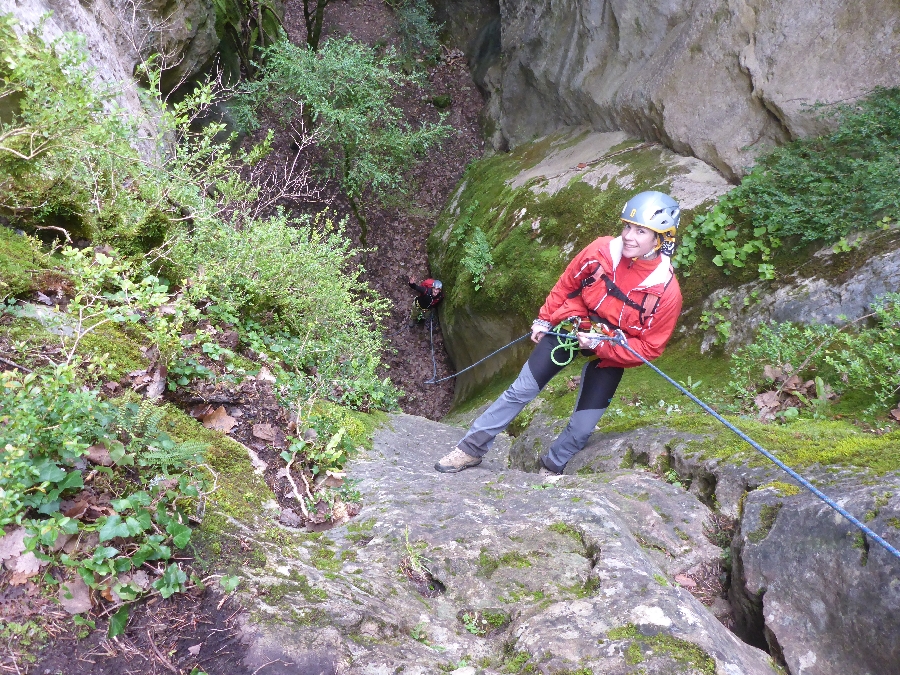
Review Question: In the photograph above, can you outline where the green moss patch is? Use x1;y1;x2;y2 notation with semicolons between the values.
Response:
760;481;801;497
548;522;582;543
606;624;716;674
78;323;146;379
161;404;273;568
477;548;533;578
748;503;783;543
0;228;47;300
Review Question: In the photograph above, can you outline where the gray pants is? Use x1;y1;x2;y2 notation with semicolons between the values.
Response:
457;336;623;472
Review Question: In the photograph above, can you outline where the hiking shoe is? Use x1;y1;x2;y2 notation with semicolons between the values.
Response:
435;448;482;473
538;457;561;476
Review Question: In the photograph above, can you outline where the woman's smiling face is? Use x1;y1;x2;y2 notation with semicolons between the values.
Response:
620;222;659;259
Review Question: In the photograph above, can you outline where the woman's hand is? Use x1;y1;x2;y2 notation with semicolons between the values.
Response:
531;319;553;343
576;331;604;350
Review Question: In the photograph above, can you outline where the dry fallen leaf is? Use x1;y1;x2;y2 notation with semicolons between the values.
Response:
85;444;114;467
0;527;26;564
675;574;697;588
891;407;900;422
59;577;92;614
190;403;213;419
324;470;345;488
257;366;277;383
754;391;781;410
252;423;286;448
279;509;304;527
119;570;151;591
188;644;202;656
252;423;277;442
0;527;43;583
145;364;167;400
201;406;237;433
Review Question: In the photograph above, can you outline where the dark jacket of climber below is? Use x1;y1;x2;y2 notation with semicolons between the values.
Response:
408;277;443;310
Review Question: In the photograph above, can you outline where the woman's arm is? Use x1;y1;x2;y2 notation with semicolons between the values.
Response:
537;242;605;322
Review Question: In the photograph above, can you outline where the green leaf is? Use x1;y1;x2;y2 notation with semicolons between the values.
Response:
99;515;130;542
166;522;192;549
219;575;240;593
711;255;724;267
108;605;130;638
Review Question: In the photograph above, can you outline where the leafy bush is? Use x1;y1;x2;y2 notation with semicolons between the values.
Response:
0;16;277;254
727;293;900;416
391;0;443;64
0;367;204;618
677;88;900;276
233;36;451;244
1;19;399;413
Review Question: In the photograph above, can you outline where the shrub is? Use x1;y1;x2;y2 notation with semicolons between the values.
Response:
727;293;900;416
677;88;900;276
0;19;398;413
233;36;451;244
392;0;443;65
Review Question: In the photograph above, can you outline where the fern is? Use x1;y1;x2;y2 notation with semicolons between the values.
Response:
140;438;207;475
106;400;207;474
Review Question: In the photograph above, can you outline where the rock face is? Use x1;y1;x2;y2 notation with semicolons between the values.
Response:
485;0;900;178
230;413;780;674
732;481;900;675
1;0;220;118
520;414;900;675
689;227;900;353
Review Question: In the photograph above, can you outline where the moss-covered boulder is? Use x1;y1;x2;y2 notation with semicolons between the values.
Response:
429;128;731;406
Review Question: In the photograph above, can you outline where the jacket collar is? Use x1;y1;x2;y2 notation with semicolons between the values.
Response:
607;236;673;291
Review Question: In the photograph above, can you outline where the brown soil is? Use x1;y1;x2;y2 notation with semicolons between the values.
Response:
26;587;253;675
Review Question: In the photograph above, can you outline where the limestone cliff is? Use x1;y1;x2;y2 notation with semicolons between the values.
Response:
457;0;900;179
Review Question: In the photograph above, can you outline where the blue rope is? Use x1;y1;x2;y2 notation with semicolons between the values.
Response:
609;335;900;563
425;323;899;560
424;332;532;385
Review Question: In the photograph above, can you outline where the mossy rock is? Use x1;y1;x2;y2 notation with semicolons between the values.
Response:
0;227;48;300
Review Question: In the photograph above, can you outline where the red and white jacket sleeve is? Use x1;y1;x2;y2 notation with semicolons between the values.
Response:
536;246;596;323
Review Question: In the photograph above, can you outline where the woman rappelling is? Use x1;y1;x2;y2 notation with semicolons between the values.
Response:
435;191;684;475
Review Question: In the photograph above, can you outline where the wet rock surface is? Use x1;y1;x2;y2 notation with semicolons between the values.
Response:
232;413;778;674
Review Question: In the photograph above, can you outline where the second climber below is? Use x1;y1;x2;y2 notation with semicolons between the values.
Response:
407;276;443;324
435;190;684;475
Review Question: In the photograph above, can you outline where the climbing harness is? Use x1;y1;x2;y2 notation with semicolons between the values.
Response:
567;264;672;328
424;326;900;562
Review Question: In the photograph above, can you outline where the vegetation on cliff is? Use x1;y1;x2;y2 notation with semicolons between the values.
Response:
0;14;407;640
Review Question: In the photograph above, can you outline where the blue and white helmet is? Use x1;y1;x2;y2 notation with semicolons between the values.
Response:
620;191;680;256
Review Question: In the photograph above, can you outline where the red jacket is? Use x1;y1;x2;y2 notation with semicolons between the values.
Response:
537;236;682;368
